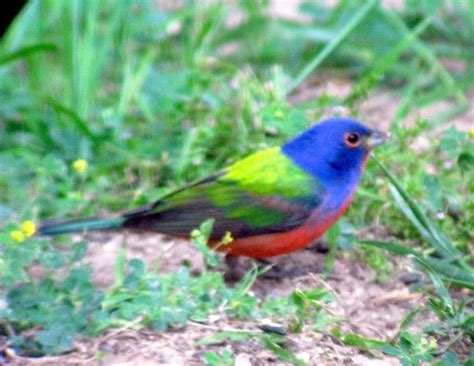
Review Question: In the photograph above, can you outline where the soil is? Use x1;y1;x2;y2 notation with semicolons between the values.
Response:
7;231;425;366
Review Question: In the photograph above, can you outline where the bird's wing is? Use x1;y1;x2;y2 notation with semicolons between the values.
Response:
123;147;326;240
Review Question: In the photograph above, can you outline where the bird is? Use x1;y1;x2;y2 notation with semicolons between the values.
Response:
38;117;389;258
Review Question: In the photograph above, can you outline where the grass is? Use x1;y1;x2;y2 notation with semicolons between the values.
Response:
0;0;473;364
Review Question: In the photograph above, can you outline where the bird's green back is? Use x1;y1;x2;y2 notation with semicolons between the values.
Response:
223;147;317;197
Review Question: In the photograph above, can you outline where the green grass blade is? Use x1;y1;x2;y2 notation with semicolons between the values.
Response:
44;96;99;141
118;49;156;116
331;327;385;356
373;156;461;260
387;184;435;246
393;67;421;126
261;334;307;366
382;9;468;107
66;0;132;119
360;240;474;289
400;307;422;330
423;257;474;289
0;0;40;53
0;43;57;66
113;244;127;289
347;17;431;105
360;240;419;257
287;0;380;94
413;256;453;312
324;222;339;275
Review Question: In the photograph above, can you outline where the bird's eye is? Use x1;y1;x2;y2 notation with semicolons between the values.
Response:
344;132;361;148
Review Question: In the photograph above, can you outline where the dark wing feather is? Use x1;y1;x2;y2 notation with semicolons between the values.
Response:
122;176;318;240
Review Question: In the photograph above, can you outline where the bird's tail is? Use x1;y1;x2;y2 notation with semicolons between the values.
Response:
37;216;126;236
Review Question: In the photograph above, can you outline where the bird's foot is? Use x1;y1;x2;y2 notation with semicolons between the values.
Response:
258;262;307;280
223;254;248;282
305;239;329;253
223;255;309;282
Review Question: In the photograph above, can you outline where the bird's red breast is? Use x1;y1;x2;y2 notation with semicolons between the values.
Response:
213;194;354;258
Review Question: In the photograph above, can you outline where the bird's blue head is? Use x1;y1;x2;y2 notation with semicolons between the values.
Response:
282;117;389;189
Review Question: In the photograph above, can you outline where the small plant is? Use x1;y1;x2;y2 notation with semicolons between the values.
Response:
202;348;235;366
381;331;438;366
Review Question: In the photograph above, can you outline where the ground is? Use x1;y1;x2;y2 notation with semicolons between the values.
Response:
8;231;422;365
7;227;473;365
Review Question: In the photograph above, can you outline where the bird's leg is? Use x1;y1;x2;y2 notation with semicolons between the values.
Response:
256;258;306;280
224;256;308;282
224;256;287;281
223;254;248;282
305;238;329;253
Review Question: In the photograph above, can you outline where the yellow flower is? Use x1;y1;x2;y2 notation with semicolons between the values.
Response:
21;220;36;237
469;129;474;139
274;110;285;119
428;337;438;349
72;159;88;174
221;231;234;245
230;301;240;309
10;230;25;243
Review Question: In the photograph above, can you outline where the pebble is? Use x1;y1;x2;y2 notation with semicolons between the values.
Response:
399;272;422;285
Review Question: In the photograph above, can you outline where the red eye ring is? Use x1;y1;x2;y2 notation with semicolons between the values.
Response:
344;132;361;148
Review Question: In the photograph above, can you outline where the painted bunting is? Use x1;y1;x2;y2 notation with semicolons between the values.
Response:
38;117;389;258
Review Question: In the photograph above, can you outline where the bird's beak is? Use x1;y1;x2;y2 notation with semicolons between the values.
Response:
365;130;391;150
